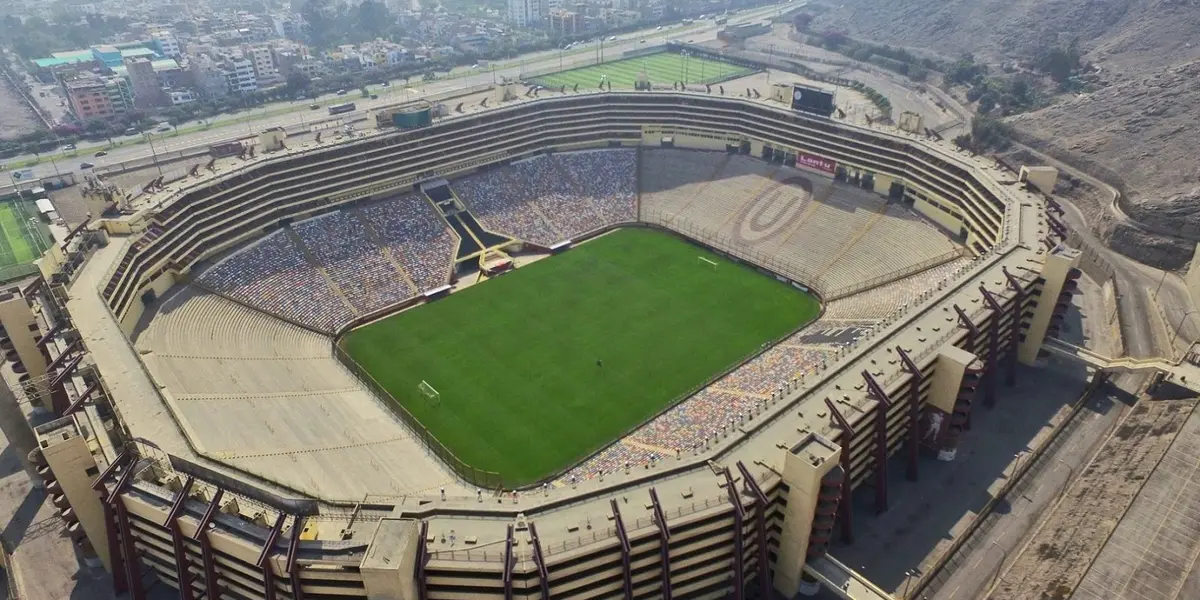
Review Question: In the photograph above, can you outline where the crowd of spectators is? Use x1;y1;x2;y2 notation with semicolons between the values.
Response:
292;211;417;315
360;195;457;292
453;166;562;246
453;150;639;246
197;231;355;333
197;193;462;331
551;150;638;226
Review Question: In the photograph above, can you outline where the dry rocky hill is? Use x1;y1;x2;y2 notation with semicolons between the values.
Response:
803;0;1200;267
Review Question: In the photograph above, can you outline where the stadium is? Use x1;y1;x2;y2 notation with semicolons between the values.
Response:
5;84;1079;600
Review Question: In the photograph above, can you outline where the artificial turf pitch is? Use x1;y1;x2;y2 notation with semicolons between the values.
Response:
533;52;755;90
0;199;50;269
344;228;819;486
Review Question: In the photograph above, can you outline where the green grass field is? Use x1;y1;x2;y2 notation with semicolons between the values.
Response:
344;228;819;486
533;52;755;90
0;198;51;274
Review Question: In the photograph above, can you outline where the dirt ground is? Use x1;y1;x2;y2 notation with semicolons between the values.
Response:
0;75;44;140
987;397;1199;600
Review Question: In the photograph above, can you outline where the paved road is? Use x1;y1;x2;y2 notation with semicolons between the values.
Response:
10;3;791;182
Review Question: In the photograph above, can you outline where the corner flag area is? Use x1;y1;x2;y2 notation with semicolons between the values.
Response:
343;228;819;486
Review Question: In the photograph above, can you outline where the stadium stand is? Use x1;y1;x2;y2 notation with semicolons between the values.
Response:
196;230;354;332
549;149;638;225
132;286;456;498
454;150;640;245
359;194;457;292
453;166;562;246
641;150;962;298
822;256;973;321
291;210;416;314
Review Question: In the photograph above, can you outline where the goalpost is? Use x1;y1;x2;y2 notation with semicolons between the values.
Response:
697;256;718;270
418;380;440;405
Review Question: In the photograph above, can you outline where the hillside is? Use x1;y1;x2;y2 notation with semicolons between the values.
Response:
805;0;1200;264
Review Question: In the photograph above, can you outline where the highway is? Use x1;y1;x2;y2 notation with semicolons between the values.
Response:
11;3;793;181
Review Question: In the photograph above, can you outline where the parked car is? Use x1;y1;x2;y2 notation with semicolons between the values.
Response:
370;94;379;100
336;89;347;96
94;150;108;157
124;127;138;135
609;36;617;41
156;125;171;132
310;103;321;110
79;162;94;169
63;144;76;151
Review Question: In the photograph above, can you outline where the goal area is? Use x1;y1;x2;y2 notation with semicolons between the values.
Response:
418;380;440;404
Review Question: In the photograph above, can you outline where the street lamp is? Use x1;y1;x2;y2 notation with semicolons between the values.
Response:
143;132;164;177
1170;308;1199;347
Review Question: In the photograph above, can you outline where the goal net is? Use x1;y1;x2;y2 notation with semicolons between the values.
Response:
418;380;440;404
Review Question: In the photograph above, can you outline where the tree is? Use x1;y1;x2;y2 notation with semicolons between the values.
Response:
285;71;312;96
355;0;392;41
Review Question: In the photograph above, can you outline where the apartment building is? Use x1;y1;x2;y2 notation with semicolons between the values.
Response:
61;74;132;123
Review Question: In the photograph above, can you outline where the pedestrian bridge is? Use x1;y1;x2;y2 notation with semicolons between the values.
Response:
1042;339;1200;393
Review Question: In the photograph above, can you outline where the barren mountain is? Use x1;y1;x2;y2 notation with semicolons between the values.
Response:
804;0;1200;265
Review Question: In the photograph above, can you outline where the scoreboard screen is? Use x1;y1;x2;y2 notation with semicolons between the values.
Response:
790;84;836;117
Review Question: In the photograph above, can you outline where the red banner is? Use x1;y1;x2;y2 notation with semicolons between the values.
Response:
795;151;836;174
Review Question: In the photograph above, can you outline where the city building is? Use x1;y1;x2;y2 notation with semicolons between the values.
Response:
507;0;544;28
273;51;325;79
168;89;196;105
549;10;580;35
61;73;132;123
150;32;182;58
244;46;281;86
124;57;166;109
222;55;258;93
187;54;230;98
272;14;306;40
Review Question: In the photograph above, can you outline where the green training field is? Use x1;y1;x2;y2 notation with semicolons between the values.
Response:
533;52;755;90
0;198;51;273
344;228;819;486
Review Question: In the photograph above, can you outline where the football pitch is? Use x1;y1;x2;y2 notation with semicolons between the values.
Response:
532;52;756;90
344;228;819;486
0;198;51;272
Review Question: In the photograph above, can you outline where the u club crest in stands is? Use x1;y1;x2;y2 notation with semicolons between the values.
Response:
730;175;815;245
